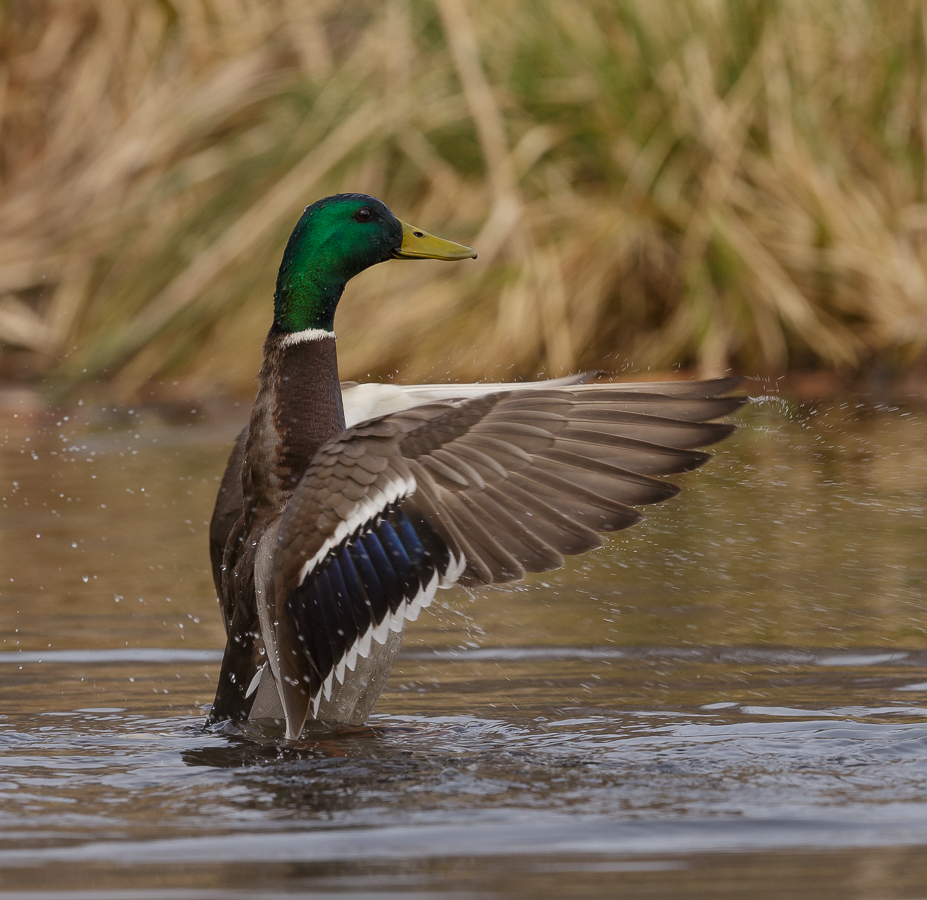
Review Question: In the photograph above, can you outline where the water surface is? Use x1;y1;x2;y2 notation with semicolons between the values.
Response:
2;391;927;897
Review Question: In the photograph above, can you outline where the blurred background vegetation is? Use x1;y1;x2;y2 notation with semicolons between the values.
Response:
2;0;927;400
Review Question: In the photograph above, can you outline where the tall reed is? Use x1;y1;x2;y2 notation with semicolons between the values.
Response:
1;0;926;397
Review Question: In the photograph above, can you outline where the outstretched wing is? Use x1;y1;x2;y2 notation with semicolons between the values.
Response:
267;378;744;736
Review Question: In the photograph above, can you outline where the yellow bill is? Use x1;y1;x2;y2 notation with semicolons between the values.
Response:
393;220;477;261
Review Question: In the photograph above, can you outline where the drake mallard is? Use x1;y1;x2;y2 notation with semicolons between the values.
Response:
207;193;743;739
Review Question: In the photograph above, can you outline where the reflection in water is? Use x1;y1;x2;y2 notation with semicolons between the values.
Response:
2;396;927;897
185;720;415;768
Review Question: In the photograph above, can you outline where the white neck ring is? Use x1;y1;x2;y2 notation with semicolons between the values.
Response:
280;328;334;346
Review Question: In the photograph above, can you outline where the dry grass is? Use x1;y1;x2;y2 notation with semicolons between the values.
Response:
2;0;927;398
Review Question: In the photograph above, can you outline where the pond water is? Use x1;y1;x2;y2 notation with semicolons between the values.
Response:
2;387;927;898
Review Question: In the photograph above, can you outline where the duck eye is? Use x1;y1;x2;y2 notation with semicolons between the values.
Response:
356;207;372;222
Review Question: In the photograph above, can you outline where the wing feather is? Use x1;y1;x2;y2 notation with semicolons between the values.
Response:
208;427;247;628
264;378;743;736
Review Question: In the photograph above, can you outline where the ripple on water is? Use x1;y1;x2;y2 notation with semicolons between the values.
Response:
3;400;927;896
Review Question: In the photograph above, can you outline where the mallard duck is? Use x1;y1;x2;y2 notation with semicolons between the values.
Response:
207;193;743;739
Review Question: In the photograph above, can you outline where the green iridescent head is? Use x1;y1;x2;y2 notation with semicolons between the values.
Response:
272;193;476;333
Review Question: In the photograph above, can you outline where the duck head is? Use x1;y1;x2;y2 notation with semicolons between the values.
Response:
273;193;476;334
